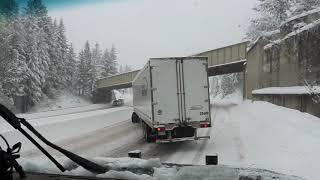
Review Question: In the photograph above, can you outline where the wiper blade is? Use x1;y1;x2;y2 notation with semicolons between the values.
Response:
0;104;107;174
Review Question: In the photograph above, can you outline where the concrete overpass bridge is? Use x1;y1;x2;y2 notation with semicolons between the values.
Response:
94;41;248;103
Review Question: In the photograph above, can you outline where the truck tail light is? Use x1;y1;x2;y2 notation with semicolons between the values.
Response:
156;127;165;132
200;122;210;128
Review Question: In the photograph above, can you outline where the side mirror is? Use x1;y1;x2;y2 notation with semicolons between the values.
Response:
12;142;22;154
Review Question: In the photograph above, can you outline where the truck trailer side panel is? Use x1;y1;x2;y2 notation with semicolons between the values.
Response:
132;63;153;124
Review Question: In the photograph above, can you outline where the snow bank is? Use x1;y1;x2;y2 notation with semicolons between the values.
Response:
30;91;92;113
93;157;162;169
229;100;320;180
252;86;320;95
18;157;302;180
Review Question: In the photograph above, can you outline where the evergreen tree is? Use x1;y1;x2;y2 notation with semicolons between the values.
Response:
292;0;320;15
91;42;102;79
65;44;77;92
56;19;68;86
109;45;118;75
25;0;52;102
26;0;47;17
0;0;18;18
1;18;28;100
0;0;92;110
247;0;294;41
119;64;124;74
101;48;110;77
23;15;49;105
101;45;118;77
124;65;132;72
119;64;132;73
77;41;92;96
247;0;320;41
0;0;120;109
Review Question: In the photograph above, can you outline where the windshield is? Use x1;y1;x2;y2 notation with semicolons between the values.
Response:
0;0;319;180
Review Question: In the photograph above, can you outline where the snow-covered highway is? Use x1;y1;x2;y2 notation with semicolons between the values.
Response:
1;101;320;179
0;105;133;155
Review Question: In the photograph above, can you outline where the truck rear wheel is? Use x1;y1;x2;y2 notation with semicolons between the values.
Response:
131;112;140;123
142;122;155;143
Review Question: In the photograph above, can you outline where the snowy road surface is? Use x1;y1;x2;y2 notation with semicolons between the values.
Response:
1;101;319;179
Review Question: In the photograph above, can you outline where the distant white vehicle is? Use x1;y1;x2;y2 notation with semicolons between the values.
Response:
132;57;211;142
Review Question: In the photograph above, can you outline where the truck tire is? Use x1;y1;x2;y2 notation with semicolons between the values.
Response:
131;112;139;123
142;122;155;143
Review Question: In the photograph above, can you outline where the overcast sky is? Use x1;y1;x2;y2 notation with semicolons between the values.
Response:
49;0;256;69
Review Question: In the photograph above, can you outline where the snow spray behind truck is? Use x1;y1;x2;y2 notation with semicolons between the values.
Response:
131;57;211;142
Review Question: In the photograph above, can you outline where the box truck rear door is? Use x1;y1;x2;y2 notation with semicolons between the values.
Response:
182;59;210;123
151;59;180;124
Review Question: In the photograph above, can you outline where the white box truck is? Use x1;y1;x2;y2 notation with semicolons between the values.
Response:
131;57;211;143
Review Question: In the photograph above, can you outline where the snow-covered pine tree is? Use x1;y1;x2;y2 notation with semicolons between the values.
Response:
118;64;124;74
23;15;49;106
91;43;103;94
292;0;320;15
26;0;47;17
22;0;50;106
43;19;60;96
65;44;77;92
1;18;29;99
124;65;132;73
247;0;294;41
0;2;27;109
109;45;118;75
100;48;110;77
56;19;68;87
92;43;102;66
0;19;11;81
101;45;118;77
77;41;93;96
247;0;320;41
0;0;85;110
0;0;19;18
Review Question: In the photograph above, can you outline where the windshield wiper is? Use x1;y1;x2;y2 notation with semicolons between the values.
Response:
0;104;107;174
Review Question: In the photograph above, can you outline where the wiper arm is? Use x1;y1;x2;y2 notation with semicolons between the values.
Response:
0;104;107;174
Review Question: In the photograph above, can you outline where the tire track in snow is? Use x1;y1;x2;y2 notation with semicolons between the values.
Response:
207;104;247;166
143;142;186;162
22;120;139;157
191;129;211;164
225;105;247;163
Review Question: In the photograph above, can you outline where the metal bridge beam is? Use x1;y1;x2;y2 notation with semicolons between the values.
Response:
96;70;139;90
207;60;246;76
95;42;248;91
